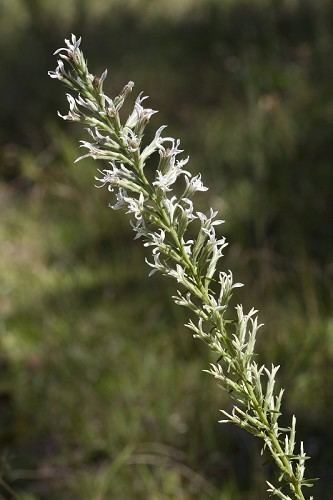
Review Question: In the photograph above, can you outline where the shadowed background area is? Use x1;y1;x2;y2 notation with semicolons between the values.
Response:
0;0;332;498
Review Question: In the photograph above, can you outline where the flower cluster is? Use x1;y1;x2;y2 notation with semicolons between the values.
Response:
49;35;315;500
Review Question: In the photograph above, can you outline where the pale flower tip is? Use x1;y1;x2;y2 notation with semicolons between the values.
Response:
233;282;244;288
99;69;108;84
74;155;85;163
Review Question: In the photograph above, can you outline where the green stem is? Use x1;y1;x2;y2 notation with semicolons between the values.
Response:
139;174;306;500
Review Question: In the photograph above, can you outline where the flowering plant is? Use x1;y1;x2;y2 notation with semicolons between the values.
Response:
49;35;315;499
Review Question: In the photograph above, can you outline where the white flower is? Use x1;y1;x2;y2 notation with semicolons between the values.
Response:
184;318;209;339
163;196;178;223
145;252;166;276
58;93;81;121
183;239;194;256
168;264;187;284
76;95;99;113
173;290;192;308
124;192;145;220
143;229;166;253
125;92;158;132
95;168;120;190
48;59;65;80
181;198;196;221
53;34;82;57
114;81;135;112
74;140;128;164
109;188;128;210
218;271;244;303
94;163;136;190
131;218;147;240
153;157;190;192
141;125;168;162
157;137;183;159
85;128;120;151
185;174;208;196
122;128;141;152
197;208;224;228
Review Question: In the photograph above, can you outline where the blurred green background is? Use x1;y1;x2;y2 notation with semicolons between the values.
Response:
0;0;332;498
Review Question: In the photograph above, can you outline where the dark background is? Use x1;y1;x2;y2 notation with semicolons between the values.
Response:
0;0;332;498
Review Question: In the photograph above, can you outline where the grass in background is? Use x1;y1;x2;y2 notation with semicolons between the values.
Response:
0;0;332;497
0;129;331;498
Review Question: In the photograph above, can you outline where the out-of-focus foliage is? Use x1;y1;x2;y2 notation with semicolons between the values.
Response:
0;0;332;498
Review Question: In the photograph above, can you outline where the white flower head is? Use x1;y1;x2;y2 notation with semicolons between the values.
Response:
168;264;187;284
144;229;166;253
126;92;158;133
145;252;166;276
123;128;141;152
48;59;65;80
124;192;145;220
95;169;116;188
57;93;81;121
153;156;190;192
130;218;147;240
59;34;81;52
185;173;208;196
110;188;128;210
